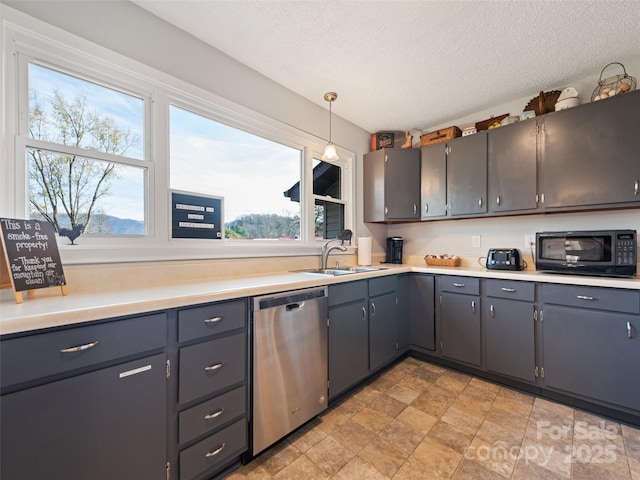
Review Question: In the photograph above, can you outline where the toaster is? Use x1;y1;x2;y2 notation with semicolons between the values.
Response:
486;248;525;271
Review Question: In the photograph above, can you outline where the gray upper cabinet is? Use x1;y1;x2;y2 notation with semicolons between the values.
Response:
487;119;539;213
420;144;448;218
540;90;640;209
364;148;421;222
447;133;487;216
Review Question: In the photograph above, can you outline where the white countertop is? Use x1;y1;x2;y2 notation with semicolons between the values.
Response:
1;264;639;336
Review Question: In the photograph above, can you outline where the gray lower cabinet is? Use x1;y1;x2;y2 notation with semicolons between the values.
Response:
176;299;248;480
328;280;369;400
541;284;640;413
0;313;168;480
369;276;399;372
483;279;536;383
408;273;435;351
487;118;538;213
540;89;640;209
446;133;487;217
364;148;421;222
437;276;481;366
328;276;400;400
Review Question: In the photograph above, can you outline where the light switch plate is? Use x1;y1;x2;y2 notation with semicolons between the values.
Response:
472;235;481;248
524;234;535;250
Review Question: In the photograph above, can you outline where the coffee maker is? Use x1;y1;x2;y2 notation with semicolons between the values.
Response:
385;236;404;264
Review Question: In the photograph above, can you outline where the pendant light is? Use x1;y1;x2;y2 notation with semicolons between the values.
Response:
321;92;339;161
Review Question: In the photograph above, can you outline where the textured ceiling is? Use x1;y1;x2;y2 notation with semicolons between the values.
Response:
132;0;640;133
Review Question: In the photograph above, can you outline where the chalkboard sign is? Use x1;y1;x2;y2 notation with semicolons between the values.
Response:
0;218;67;303
171;191;223;240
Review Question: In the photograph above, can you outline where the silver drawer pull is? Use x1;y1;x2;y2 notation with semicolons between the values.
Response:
371;302;376;317
635;180;639;195
471;301;476;313
362;306;366;320
453;283;465;288
204;362;224;372
204;408;224;420
205;443;226;458
204;316;224;324
490;304;495;318
60;341;99;353
628;321;633;339
576;295;596;301
500;287;516;293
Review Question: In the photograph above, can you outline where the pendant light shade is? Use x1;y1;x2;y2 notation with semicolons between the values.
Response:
321;92;339;161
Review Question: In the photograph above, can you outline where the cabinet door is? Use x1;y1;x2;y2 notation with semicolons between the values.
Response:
488;119;538;213
328;300;369;399
543;305;640;411
396;275;410;352
420;144;447;218
440;292;481;366
541;91;640;208
369;291;398;371
385;149;421;220
447;133;488;216
484;298;535;382
1;354;167;480
409;274;435;351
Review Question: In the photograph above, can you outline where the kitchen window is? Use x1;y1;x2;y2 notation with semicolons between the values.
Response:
3;18;352;262
169;104;350;242
24;62;149;237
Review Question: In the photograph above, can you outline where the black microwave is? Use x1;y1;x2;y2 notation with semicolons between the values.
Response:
535;230;637;277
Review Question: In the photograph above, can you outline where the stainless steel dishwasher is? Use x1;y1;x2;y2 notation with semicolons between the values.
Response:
251;286;328;456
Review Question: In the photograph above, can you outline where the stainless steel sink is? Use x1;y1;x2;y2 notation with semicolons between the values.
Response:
342;266;388;272
301;268;355;276
298;266;388;276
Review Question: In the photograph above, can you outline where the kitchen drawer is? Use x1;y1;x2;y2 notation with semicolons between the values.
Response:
328;280;367;306
179;333;245;404
1;313;167;390
179;386;246;445
437;275;480;295
179;418;247;480
369;275;397;297
485;279;534;302
178;300;246;343
542;284;640;314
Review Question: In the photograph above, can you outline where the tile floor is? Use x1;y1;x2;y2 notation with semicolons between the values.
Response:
226;357;640;480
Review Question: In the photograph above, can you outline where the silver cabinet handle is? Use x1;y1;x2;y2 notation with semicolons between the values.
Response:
205;362;224;372
205;443;226;458
453;283;465;288
496;196;501;206
60;341;99;353
362;306;366;320
635;180;639;195
413;204;417;215
371;302;376;317
577;295;596;301
490;304;494;318
384;206;388;215
478;197;483;207
471;300;476;313
204;316;224;324
501;287;516;293
628;321;633;339
204;408;224;420
425;203;429;213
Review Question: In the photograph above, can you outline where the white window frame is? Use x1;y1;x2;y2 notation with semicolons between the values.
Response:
1;12;354;264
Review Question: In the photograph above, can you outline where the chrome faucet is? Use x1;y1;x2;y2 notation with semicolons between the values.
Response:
322;239;347;270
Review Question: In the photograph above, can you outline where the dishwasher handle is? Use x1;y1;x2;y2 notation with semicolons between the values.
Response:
286;302;305;312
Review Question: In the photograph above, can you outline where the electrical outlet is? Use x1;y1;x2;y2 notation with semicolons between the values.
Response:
472;235;481;248
524;234;535;250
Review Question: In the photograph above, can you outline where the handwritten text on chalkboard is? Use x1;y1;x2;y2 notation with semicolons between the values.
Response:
0;218;66;291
